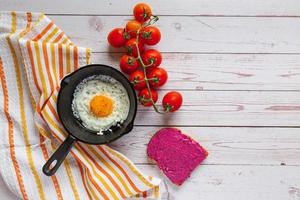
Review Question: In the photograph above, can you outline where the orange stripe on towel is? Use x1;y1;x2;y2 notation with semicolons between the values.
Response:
105;147;155;188
44;94;146;199
42;43;54;92
26;40;42;94
58;44;64;80
66;45;71;74
73;46;78;70
20;15;64;199
0;57;29;200
7;36;46;200
97;146;142;193
87;146;134;196
32;21;54;41
30;17;81;199
53;32;64;43
40;111;111;199
63;159;81;200
142;191;147;198
77;160;93;200
26;12;32;29
78;144;126;199
39;135;64;200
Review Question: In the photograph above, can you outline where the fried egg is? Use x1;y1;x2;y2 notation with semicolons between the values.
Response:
71;75;130;135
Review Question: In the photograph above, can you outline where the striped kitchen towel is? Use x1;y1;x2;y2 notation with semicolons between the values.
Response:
0;11;160;200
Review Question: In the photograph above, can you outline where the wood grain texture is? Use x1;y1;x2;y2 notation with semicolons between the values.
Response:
110;127;300;165
1;1;300;199
2;0;300;16
137;165;300;200
1;164;300;200
92;53;300;91
134;91;300;126
47;16;300;53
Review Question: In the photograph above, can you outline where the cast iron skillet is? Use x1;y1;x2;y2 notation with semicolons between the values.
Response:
42;64;137;176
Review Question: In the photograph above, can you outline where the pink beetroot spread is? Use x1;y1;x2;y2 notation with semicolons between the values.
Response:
147;128;208;185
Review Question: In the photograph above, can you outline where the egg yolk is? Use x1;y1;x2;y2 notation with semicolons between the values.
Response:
89;95;114;118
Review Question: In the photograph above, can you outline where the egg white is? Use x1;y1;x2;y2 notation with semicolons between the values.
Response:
71;75;130;134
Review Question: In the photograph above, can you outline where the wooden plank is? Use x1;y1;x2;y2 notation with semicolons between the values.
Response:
110;127;300;165
134;91;300;126
92;53;300;91
136;164;300;200
0;164;299;200
2;0;300;16
49;16;300;53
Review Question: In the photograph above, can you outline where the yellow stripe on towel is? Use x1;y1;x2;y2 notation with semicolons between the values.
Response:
7;35;46;200
87;146;134;197
0;11;160;200
0;57;29;200
64;159;81;200
43;27;59;43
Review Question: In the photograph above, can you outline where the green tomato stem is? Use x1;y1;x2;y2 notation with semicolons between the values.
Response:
134;16;166;114
132;77;157;83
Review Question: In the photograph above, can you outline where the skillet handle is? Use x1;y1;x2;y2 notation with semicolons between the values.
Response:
43;135;76;176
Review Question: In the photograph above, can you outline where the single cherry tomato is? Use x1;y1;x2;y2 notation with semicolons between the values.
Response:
125;38;144;57
129;70;146;90
133;3;152;22
148;67;168;88
119;55;139;74
140;26;161;45
138;88;158;107
107;28;129;48
162;91;183;112
126;20;142;38
141;49;162;71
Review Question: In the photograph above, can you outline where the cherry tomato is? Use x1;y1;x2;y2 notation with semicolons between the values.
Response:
119;55;139;74
125;38;144;57
162;91;183;112
141;49;162;71
107;28;129;48
126;20;142;37
148;67;168;88
129;70;146;90
140;26;161;45
133;3;152;22
138;88;158;107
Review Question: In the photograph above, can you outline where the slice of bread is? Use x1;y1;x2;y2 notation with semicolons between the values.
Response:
147;128;208;186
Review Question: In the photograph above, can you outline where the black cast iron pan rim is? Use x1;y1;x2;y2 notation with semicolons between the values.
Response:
43;64;137;176
57;64;137;145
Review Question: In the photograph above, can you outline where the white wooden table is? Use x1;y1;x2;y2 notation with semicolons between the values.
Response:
2;0;300;199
